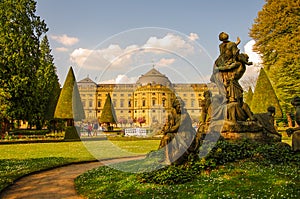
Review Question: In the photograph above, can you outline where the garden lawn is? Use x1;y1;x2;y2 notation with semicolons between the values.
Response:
75;159;300;199
0;139;160;192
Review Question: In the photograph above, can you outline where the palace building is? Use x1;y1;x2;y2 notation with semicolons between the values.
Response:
77;68;208;127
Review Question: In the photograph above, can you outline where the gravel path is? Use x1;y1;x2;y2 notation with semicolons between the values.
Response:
0;156;144;199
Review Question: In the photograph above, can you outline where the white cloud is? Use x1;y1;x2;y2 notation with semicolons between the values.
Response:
51;34;79;46
188;33;199;41
55;47;69;52
156;58;176;67
143;33;195;54
70;33;197;71
99;75;138;84
244;40;262;67
70;44;138;69
70;48;93;67
240;40;262;89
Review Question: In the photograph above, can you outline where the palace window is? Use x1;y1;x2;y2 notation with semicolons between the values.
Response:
142;99;146;107
97;100;101;107
152;98;156;106
162;98;166;107
191;100;195;107
120;100;124;107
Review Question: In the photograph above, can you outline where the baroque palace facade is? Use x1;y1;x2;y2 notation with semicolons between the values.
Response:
77;68;208;127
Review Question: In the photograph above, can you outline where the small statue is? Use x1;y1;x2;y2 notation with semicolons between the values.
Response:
159;97;197;165
286;96;300;151
254;106;282;140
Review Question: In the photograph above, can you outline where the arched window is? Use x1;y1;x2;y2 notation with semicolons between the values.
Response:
152;98;156;106
162;98;166;107
142;99;146;107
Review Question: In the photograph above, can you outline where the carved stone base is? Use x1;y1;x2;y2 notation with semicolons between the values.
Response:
208;120;281;143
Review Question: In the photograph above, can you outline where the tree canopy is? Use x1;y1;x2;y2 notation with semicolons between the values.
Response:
249;0;300;114
250;68;282;118
0;0;63;132
0;0;48;124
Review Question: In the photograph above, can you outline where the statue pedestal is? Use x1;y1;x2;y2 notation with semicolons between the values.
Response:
208;120;281;143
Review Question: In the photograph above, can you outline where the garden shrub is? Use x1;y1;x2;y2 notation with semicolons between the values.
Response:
138;139;300;185
64;126;80;141
8;129;50;136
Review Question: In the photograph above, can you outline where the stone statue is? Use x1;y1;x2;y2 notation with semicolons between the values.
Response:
206;32;281;142
158;108;176;149
254;106;282;141
286;96;300;151
210;32;254;122
159;97;197;165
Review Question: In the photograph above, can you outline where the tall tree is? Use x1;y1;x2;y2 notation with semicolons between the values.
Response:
34;35;60;129
249;0;300;114
250;68;283;118
0;0;47;131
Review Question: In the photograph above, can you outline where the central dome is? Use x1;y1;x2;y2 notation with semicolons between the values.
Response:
136;68;172;87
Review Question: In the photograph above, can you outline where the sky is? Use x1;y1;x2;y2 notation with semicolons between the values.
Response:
36;0;265;85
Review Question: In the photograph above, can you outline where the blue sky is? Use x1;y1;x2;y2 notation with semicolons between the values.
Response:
36;0;265;85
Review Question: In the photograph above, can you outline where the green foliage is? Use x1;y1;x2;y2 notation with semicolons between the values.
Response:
244;87;253;106
64;126;80;140
36;35;60;121
250;0;300;113
0;0;48;122
8;129;50;136
137;139;300;185
54;67;85;121
251;68;283;118
100;93;117;124
76;150;300;198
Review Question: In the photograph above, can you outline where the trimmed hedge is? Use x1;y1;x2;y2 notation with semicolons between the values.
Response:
64;126;80;141
8;129;50;136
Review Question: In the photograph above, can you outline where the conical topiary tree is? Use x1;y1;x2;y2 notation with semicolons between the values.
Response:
100;93;117;131
244;87;253;106
54;67;85;139
250;68;283;118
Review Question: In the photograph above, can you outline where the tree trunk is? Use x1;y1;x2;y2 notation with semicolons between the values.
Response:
66;119;74;126
0;118;10;135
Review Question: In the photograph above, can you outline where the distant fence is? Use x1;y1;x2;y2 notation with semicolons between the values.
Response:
124;128;147;137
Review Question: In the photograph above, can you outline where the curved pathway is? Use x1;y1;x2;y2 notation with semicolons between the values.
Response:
0;156;144;199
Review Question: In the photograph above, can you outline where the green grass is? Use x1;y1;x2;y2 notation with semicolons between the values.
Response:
75;159;300;198
0;139;160;192
75;138;300;198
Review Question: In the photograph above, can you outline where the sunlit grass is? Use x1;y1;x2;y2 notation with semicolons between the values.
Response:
75;159;300;198
0;139;159;192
